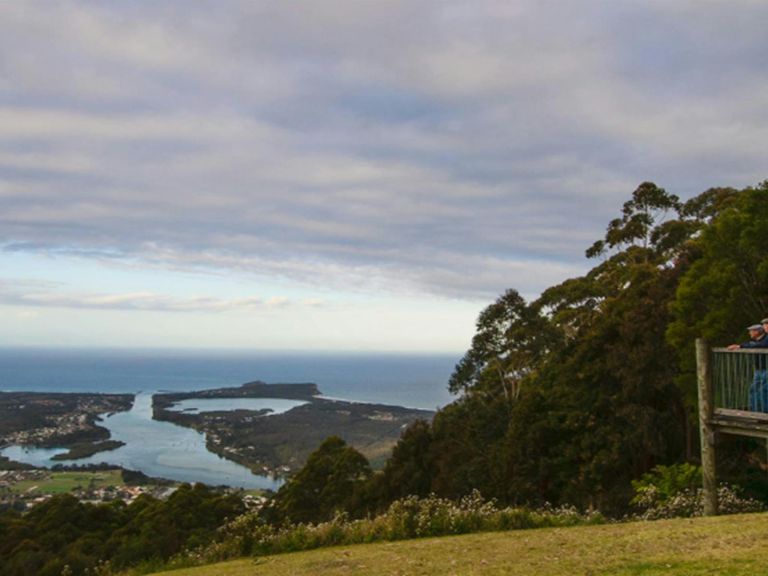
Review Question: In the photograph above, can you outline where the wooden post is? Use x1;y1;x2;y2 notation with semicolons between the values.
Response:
696;338;717;515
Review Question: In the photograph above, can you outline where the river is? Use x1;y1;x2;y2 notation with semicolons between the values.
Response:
1;393;292;490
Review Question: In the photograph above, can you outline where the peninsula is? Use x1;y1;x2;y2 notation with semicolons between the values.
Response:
1;383;433;482
0;392;134;463
154;381;433;476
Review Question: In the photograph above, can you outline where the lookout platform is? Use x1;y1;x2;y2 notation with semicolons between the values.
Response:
696;340;768;515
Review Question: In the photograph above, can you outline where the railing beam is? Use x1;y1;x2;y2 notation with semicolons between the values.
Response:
696;338;718;516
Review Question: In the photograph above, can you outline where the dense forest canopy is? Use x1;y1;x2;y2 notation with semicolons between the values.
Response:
0;483;244;576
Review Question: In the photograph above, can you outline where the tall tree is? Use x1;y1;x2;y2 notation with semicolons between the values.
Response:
586;181;681;261
369;419;434;506
669;183;768;351
667;184;768;430
449;289;558;403
361;182;763;514
437;181;696;511
507;258;688;511
266;436;371;525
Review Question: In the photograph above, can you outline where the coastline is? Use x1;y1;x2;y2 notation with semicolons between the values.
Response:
0;391;134;461
1;382;434;484
153;382;434;478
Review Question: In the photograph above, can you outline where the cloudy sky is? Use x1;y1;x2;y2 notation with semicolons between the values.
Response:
2;1;767;351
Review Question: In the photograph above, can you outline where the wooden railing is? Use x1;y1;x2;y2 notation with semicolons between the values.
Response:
697;340;768;516
711;347;768;413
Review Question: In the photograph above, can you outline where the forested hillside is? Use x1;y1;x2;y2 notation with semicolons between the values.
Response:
364;182;768;515
265;181;768;523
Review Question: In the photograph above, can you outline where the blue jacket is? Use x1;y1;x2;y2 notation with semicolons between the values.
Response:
740;333;768;348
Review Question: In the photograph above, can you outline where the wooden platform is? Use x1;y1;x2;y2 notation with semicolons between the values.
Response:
710;408;768;439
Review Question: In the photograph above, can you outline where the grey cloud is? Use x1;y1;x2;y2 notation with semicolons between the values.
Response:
0;278;317;313
1;1;766;302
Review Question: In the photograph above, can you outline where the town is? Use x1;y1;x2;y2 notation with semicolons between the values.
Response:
0;467;267;512
0;392;134;447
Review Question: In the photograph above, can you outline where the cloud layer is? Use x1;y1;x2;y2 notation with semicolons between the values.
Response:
0;278;316;313
2;1;767;301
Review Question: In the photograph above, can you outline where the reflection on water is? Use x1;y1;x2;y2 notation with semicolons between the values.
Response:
168;397;306;415
0;393;282;490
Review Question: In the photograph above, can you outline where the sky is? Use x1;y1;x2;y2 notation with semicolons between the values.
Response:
2;1;767;352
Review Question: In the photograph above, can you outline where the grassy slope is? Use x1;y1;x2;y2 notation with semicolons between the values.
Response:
154;513;768;576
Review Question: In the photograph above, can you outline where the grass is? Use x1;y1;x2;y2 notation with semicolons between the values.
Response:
9;470;124;494
150;512;768;576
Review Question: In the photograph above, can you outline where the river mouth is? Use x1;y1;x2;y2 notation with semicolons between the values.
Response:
0;392;285;490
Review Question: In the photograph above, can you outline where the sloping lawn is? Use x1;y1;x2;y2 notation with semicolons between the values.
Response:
152;512;768;576
10;470;123;494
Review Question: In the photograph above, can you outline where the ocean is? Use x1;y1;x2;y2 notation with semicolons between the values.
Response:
0;348;460;410
0;348;461;487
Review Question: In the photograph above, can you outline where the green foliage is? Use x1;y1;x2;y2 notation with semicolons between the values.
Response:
667;184;768;420
370;181;767;517
448;289;559;401
264;436;371;525
367;419;434;508
530;259;686;510
632;484;764;520
626;461;765;520
427;392;512;501
0;484;244;576
630;463;701;507
669;183;768;354
176;491;604;569
411;181;699;514
586;181;681;260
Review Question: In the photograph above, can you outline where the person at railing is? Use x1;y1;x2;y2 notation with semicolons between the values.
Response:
727;324;768;412
726;324;768;350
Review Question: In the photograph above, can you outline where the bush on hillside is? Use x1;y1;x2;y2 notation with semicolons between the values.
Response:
631;463;702;508
172;491;604;569
630;464;764;520
632;484;764;520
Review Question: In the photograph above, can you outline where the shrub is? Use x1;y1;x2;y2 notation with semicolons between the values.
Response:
630;464;764;520
170;490;604;571
631;463;702;509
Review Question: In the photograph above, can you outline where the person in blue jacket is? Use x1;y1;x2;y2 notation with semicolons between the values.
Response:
728;324;768;411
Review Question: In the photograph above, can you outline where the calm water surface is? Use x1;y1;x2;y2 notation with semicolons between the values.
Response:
0;348;459;410
1;393;283;489
0;348;461;487
167;397;307;415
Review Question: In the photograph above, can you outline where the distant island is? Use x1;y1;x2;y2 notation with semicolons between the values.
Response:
155;381;321;402
154;381;433;476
